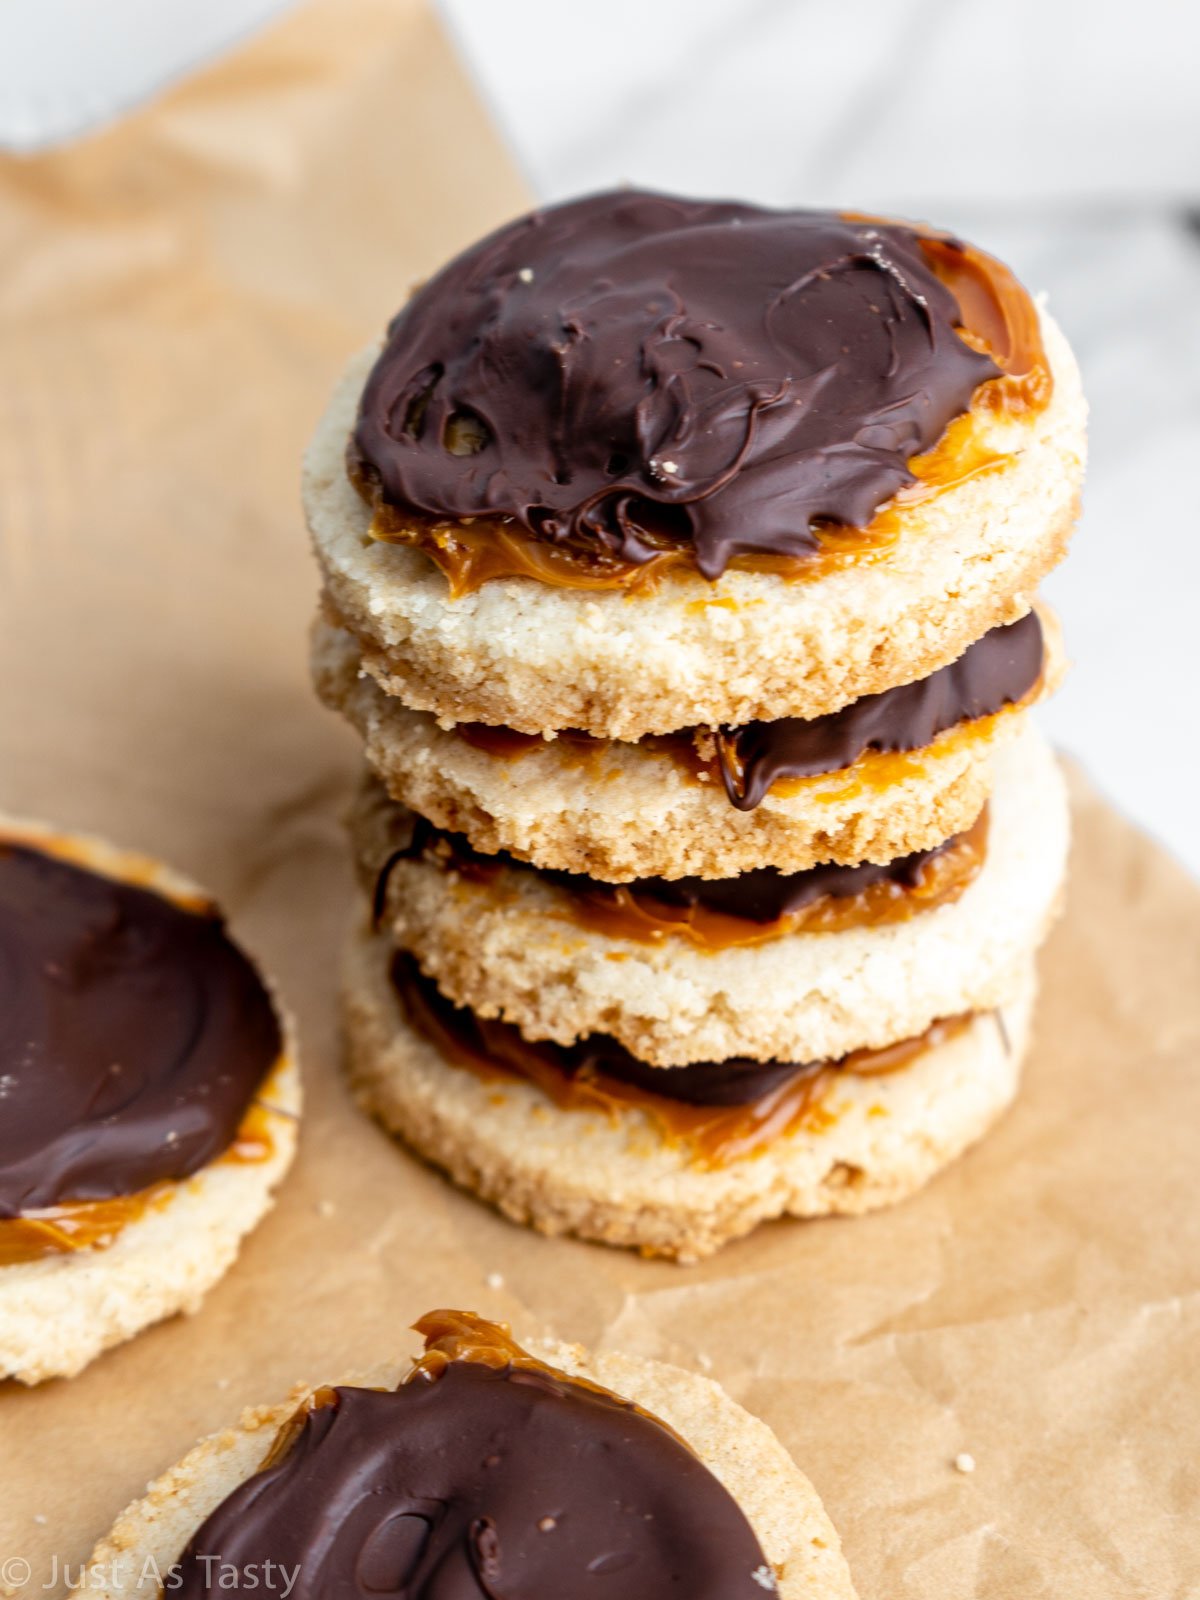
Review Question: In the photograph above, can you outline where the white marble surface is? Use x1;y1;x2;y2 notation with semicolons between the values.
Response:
2;0;1198;871
442;0;1200;878
0;0;292;149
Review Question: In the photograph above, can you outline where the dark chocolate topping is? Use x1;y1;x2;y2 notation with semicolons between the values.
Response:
394;953;819;1108
720;611;1043;809
0;842;282;1216
384;813;968;924
576;1043;816;1110
617;841;960;922
351;189;1000;579
173;1352;770;1600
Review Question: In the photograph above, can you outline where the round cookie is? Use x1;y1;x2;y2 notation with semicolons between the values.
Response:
357;720;1067;1067
305;307;1083;740
82;1318;857;1600
342;920;1035;1261
0;1063;299;1386
0;817;300;1385
313;612;1064;879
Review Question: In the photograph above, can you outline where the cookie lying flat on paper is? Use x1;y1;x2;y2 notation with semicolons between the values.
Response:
0;817;299;1384
83;1310;856;1600
342;913;1034;1262
304;190;1084;740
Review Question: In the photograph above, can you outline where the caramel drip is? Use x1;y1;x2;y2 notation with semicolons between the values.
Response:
262;1311;686;1477
362;227;1051;598
409;1311;691;1443
398;965;971;1168
0;1064;287;1267
412;1309;561;1379
916;234;1049;407
0;1186;175;1268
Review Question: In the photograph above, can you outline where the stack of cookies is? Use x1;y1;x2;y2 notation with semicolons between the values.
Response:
305;190;1085;1261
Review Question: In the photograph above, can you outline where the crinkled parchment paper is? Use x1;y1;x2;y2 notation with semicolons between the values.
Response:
1;5;1197;1594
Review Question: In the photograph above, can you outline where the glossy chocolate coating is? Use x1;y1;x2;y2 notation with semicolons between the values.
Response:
0;841;281;1215
173;1356;770;1600
720;611;1043;809
351;189;999;578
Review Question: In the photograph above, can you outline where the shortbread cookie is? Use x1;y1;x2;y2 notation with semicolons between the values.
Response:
0;818;299;1384
313;612;1063;878
304;192;1085;738
355;720;1067;1066
342;920;1034;1260
83;1310;856;1600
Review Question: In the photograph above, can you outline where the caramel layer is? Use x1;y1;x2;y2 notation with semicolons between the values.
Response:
382;809;988;950
0;1064;287;1268
394;955;971;1168
565;811;988;946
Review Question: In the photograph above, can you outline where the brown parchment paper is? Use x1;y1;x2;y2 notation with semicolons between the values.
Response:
1;5;1198;1595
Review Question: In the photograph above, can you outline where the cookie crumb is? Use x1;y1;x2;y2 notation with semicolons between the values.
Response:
317;1199;336;1218
216;1377;230;1390
954;1451;976;1474
486;1271;504;1290
697;1352;713;1371
33;1513;47;1525
517;268;534;284
751;1565;777;1590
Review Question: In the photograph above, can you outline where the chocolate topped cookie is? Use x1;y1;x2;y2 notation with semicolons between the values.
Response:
0;839;282;1216
0;818;299;1384
350;192;1002;580
305;189;1084;738
84;1311;857;1598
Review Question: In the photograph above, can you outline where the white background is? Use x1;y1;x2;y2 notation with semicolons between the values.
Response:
3;0;1198;872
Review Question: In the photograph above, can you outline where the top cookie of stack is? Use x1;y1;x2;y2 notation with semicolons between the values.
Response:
308;191;1082;736
305;190;1082;1257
